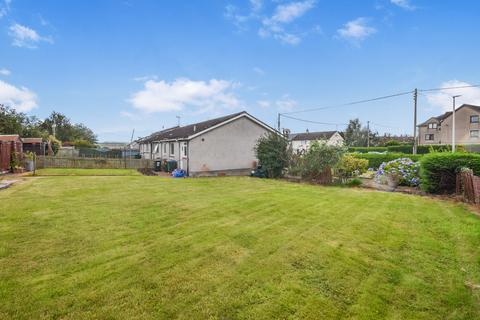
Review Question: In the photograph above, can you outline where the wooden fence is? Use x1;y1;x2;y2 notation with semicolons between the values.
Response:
456;171;480;204
0;141;23;171
36;156;154;170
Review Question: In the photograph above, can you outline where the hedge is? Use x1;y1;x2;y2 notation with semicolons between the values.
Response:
419;152;480;194
349;144;467;154
350;152;422;169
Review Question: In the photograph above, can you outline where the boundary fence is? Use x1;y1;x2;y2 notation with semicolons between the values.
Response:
36;156;153;170
456;171;480;204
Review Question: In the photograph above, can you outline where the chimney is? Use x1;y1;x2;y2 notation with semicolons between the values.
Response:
193;125;196;132
306;129;309;133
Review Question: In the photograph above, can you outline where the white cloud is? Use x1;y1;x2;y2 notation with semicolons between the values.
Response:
0;0;11;18
276;95;297;112
0;68;11;76
391;0;415;10
268;0;315;24
253;67;265;75
226;0;316;45
257;100;271;108
426;80;480;112
9;23;53;48
261;0;315;45
250;0;263;12
0;80;38;112
128;78;241;113
133;75;158;82
337;17;376;42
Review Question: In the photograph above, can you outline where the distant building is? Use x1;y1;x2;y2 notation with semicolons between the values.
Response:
289;131;344;154
22;138;45;155
418;104;480;145
97;142;128;150
138;111;276;176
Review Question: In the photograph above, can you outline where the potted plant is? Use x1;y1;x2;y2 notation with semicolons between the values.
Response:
24;151;35;172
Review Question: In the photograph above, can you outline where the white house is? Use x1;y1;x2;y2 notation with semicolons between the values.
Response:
289;131;344;154
138;111;277;176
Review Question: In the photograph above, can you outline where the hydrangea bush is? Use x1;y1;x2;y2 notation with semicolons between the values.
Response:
375;158;420;186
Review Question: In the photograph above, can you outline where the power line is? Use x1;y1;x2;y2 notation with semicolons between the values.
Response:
419;84;480;92
280;114;348;126
281;90;413;115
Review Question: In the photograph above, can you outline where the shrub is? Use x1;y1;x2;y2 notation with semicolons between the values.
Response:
351;152;422;169
301;142;346;182
337;154;368;181
384;140;401;146
420;152;480;194
255;133;290;178
348;146;387;153
376;158;420;186
48;135;62;155
349;144;467;154
345;178;362;187
73;139;96;149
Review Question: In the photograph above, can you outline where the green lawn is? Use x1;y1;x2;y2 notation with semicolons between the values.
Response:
34;168;142;176
1;176;479;319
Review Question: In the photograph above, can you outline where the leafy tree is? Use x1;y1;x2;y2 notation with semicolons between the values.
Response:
0;105;97;143
40;112;97;143
301;142;346;182
0;104;46;137
344;118;379;147
255;133;291;178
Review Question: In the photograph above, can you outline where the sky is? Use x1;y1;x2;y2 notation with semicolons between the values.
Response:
1;0;480;142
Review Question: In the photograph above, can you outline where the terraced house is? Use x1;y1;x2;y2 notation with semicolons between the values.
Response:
138;111;276;177
418;104;480;145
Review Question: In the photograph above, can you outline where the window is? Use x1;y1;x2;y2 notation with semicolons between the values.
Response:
153;144;159;153
470;130;479;138
428;123;438;129
425;134;434;141
182;143;187;157
170;142;174;155
471;115;479;123
164;143;167;153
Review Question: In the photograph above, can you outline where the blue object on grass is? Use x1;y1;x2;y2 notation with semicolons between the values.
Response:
172;169;186;178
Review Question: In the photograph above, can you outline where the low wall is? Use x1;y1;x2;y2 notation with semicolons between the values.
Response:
36;156;153;169
190;168;252;177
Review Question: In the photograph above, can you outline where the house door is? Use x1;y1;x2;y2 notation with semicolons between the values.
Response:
180;142;188;170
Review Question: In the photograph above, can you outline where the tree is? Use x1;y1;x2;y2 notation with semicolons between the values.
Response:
301;142;346;182
0;104;46;137
344;118;379;147
255;133;290;178
40;112;97;144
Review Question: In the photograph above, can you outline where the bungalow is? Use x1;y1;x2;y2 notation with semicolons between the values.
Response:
138;111;276;177
289;130;344;154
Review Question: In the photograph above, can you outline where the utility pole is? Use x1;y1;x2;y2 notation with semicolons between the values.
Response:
277;113;281;132
413;88;418;155
367;121;370;147
452;95;461;153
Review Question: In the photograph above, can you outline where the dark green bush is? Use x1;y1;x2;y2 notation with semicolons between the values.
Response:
345;178;362;187
348;147;387;153
255;133;290;178
351;152;422;169
419;152;480;194
349;144;467;154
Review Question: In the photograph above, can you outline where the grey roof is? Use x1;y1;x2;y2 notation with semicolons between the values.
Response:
418;104;480;126
290;131;338;141
139;111;273;143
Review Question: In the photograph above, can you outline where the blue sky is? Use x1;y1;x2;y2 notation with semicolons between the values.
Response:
1;0;480;141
